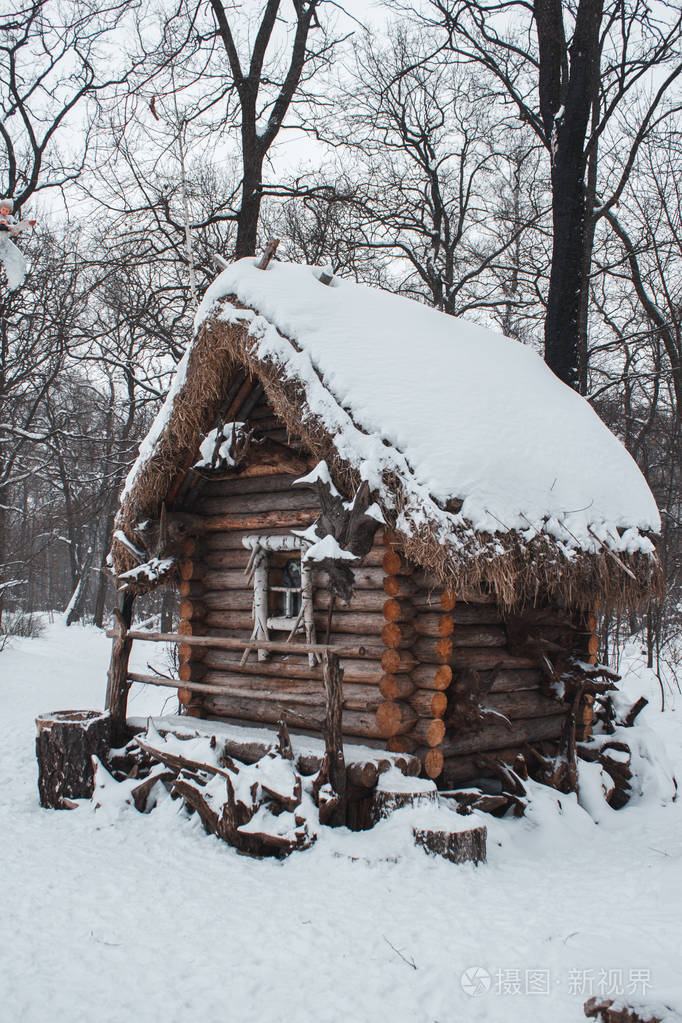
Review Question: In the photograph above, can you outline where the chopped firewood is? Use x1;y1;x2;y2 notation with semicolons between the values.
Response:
584;996;664;1023
577;737;633;809
130;764;174;812
621;696;648;727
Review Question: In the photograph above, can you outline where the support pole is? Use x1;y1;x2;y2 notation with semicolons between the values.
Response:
321;649;346;825
105;590;135;745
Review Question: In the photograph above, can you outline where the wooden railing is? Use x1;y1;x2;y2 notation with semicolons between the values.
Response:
104;623;369;802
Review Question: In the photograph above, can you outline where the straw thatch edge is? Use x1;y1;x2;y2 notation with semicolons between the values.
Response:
113;302;662;613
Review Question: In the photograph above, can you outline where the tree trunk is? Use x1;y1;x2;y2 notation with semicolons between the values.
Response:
235;151;263;259
35;710;111;808
536;0;604;389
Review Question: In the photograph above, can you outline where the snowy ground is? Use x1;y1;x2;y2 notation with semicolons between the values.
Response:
1;618;682;1023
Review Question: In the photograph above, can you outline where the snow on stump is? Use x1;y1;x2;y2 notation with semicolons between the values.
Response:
368;768;439;825
413;821;487;866
35;710;110;808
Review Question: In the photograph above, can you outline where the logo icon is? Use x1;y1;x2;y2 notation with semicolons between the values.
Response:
460;966;492;997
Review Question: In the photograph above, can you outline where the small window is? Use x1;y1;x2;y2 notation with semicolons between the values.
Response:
268;553;303;628
241;534;317;663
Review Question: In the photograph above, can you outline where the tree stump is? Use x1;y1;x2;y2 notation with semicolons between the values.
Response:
35;710;111;808
413;823;487;865
368;782;439;825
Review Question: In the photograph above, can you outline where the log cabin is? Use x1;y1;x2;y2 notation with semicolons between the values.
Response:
106;256;661;789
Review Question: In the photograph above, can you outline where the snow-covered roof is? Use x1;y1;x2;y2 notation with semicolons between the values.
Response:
114;257;660;610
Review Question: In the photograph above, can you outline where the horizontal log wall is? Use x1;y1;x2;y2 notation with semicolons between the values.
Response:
179;452;389;738
403;580;584;784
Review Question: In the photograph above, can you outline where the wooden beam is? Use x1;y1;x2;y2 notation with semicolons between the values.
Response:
105;591;135;745
106;628;382;660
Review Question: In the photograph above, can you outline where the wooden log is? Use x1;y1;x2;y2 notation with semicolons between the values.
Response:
204;526;296;551
198;489;317;515
382;550;411;575
484;689;564;719
202;650;382;685
204;509;317;532
105;592;135;744
375;700;418;737
178;619;207;636
178;642;204;664
180;559;206;581
381;622;416;649
382;598;415;623
383;575;416;599
321;650;347;824
111;628;383;660
487;668;543;693
447;649;538;670
412;598;501;623
411;663;453;690
199;693;384;740
414;613;454;638
413;823;486;865
178;580;205;599
178;661;207;683
177;687;193;706
413;636;454;663
35;711;111;808
386;735;417;754
411;717;446;747
202;473;302;497
440;746;527;786
316;589;387;612
417;746;445;780
380;648;417;674
409;689;448;718
313;612;386;636
441;713;565;757
379;673;416;700
198;672;383;713
178;598;206;621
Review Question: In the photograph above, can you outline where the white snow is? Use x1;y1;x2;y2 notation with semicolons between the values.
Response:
0;234;27;290
302;533;357;563
193;259;659;557
2;619;682;1022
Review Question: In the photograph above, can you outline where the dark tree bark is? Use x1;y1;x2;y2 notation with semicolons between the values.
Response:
105;591;135;744
535;0;603;389
432;0;682;390
35;710;111;808
209;0;325;258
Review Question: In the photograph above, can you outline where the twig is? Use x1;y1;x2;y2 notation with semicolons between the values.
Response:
383;936;417;970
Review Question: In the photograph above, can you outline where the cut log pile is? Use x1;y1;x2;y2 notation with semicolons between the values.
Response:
442;754;530;818
36;709;487;863
584;997;667;1023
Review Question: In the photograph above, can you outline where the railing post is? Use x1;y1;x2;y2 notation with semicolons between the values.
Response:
105;591;135;746
321;649;347;825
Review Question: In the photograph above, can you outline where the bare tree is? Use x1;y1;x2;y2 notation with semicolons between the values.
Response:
0;0;141;215
424;0;682;390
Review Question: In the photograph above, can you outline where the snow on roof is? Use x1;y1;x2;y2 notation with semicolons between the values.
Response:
194;258;659;559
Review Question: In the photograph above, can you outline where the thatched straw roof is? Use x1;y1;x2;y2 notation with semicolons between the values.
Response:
112;258;662;612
